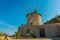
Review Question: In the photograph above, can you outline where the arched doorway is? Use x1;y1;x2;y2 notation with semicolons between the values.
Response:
40;28;45;37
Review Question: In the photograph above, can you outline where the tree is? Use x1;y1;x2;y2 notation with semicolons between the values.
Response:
44;15;60;24
16;27;20;39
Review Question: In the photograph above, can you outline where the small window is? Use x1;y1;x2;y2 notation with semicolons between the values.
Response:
27;29;30;33
31;23;32;25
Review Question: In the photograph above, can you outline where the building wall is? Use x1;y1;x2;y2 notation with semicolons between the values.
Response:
45;24;58;37
32;13;41;25
55;23;60;36
20;25;40;37
27;15;32;25
20;23;60;38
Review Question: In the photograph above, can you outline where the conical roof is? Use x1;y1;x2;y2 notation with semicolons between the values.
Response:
26;10;41;17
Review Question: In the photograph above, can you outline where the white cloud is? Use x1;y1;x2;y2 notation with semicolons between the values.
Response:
0;21;18;35
0;21;17;29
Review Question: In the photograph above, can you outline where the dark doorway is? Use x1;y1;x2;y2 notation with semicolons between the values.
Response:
31;23;33;25
40;29;45;37
27;29;30;33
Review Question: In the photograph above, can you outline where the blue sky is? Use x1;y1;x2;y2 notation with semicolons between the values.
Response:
0;0;60;35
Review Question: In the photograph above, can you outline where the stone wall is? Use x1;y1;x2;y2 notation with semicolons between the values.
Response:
20;23;60;38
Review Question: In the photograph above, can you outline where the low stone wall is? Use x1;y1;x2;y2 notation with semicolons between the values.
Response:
8;38;52;40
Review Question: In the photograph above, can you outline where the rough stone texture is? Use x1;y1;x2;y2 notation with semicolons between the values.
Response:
20;23;60;38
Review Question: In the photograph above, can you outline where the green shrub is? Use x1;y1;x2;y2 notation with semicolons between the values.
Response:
16;27;20;39
30;31;36;38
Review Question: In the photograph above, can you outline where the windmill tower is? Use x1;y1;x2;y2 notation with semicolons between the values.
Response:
26;10;42;25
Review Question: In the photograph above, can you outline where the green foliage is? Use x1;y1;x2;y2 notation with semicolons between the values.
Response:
44;15;60;24
16;27;20;39
30;31;36;38
0;33;7;37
